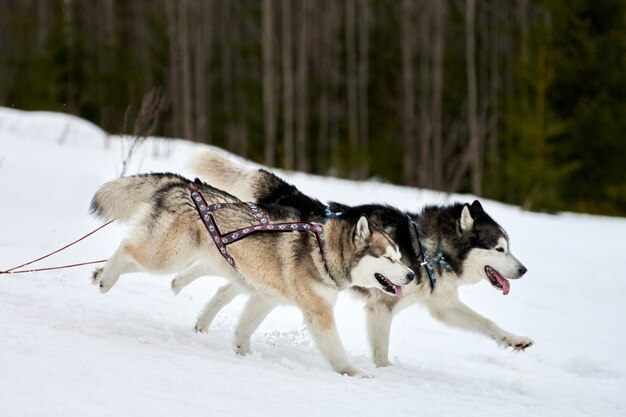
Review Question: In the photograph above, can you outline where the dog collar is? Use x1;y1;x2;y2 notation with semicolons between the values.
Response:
406;214;451;293
323;205;343;222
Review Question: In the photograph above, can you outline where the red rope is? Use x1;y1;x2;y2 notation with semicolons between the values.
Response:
1;259;109;274
0;219;115;275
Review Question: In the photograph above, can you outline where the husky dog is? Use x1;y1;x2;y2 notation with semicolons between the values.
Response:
90;173;414;375
182;150;534;367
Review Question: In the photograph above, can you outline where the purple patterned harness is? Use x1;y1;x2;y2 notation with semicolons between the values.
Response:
189;186;325;271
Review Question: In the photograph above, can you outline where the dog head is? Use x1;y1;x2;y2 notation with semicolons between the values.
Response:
349;216;416;298
448;200;527;295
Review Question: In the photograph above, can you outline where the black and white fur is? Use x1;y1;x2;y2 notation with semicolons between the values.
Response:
183;150;534;366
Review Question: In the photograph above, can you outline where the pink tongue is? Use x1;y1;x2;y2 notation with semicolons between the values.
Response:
394;285;403;299
495;274;510;296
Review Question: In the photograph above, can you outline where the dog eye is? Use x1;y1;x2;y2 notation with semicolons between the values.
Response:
495;247;504;253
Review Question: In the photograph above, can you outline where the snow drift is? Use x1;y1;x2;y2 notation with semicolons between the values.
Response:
0;107;624;417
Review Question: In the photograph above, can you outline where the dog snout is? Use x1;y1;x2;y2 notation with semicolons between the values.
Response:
518;264;528;277
405;271;415;283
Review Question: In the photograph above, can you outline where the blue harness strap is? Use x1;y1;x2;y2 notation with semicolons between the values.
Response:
190;187;325;271
406;214;451;292
324;205;342;221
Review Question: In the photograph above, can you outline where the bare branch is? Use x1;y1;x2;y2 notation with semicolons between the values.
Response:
119;88;164;177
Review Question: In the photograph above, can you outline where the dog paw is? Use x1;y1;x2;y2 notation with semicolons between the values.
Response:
91;267;103;286
373;358;393;368
92;267;116;293
194;321;209;333
498;334;534;351
235;345;251;356
338;366;374;378
171;277;183;295
99;280;114;294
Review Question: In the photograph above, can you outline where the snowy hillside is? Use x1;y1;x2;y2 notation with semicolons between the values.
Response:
1;107;624;417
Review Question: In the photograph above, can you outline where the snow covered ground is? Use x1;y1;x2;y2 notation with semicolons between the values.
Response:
0;107;624;417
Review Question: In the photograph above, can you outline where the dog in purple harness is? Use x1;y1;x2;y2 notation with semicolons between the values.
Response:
189;185;325;271
90;173;415;376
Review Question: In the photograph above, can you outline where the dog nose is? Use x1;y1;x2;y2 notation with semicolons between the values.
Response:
518;265;528;276
406;271;415;283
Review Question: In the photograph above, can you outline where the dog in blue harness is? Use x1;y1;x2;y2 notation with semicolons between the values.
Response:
185;150;534;368
90;172;414;376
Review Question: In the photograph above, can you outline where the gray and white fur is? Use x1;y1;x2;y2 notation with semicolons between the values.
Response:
90;173;414;376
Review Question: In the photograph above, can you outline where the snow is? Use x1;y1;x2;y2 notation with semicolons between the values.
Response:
0;106;624;416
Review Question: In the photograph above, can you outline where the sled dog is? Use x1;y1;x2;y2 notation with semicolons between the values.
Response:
90;173;414;375
182;150;534;367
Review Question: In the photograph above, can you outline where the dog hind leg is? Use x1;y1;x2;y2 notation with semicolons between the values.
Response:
194;283;244;333
92;241;140;293
171;261;208;295
234;294;277;355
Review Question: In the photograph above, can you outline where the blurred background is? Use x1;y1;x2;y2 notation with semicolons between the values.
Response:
1;0;624;215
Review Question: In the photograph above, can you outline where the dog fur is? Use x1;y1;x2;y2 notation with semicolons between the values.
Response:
184;150;534;367
90;173;414;375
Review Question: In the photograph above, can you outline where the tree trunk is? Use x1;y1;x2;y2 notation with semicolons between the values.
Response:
431;0;446;189
401;0;416;186
96;0;115;129
357;0;369;179
328;0;342;173
475;1;490;194
518;0;529;63
417;0;432;187
165;0;181;136
134;1;153;94
230;2;247;157
466;0;481;195
37;0;51;49
178;0;193;140
262;0;277;166
282;0;294;170
63;0;77;113
296;0;309;172
220;0;235;151
345;0;359;178
317;1;331;174
487;0;501;195
193;0;211;143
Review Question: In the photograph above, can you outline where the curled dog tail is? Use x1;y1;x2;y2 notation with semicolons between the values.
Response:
90;174;185;221
188;149;260;201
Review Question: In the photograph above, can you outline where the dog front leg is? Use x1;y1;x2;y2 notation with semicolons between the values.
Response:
234;294;277;355
303;306;370;377
427;298;534;351
365;302;394;367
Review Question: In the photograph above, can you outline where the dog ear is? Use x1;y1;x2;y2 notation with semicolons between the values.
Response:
355;216;371;244
470;200;484;216
459;203;474;232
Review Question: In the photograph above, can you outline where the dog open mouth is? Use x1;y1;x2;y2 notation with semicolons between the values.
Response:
485;266;510;296
375;273;403;298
